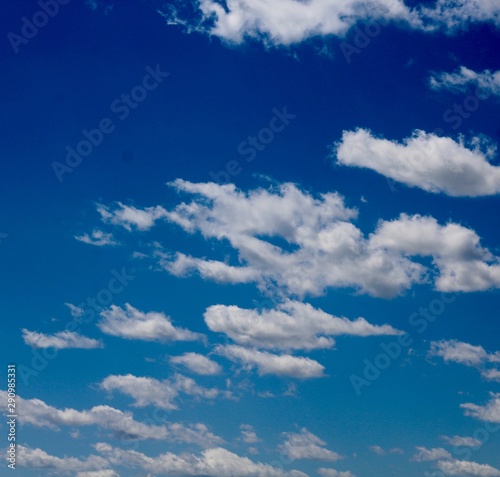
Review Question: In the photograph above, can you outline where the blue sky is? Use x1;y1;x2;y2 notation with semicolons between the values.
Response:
1;1;500;476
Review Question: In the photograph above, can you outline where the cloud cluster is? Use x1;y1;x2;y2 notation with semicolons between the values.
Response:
98;303;202;343
95;442;308;477
162;0;500;47
430;66;500;96
21;329;103;349
335;129;500;196
462;393;500;424
412;446;500;476
0;391;221;446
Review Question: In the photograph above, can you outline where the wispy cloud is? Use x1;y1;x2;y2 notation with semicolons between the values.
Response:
22;329;103;349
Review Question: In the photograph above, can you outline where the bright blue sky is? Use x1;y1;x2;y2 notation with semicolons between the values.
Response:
1;1;500;476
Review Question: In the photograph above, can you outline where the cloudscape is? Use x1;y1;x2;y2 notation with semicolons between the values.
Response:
1;1;500;476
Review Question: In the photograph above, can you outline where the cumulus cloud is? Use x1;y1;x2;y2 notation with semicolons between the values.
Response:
429;340;500;383
204;300;401;351
95;442;308;476
429;340;500;367
216;345;325;378
461;393;500;424
21;329;103;349
161;0;500;47
335;129;500;196
0;391;222;446
430;66;500;96
75;229;120;247
98;304;202;343
17;445;109;473
437;459;500;476
240;424;260;444
98;202;168;231
280;428;341;461
100;181;500;297
371;214;500;292
170;352;222;375
100;373;229;410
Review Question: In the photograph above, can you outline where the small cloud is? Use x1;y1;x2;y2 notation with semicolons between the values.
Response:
75;229;119;247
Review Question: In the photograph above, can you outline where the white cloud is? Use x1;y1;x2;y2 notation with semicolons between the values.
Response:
280;428;341;461
0;391;221;446
240;424;260;444
318;469;355;477
217;345;325;378
101;181;500;297
437;459;500;476
441;435;482;448
204;300;401;351
371;214;500;292
430;66;500;96
66;303;84;319
21;329;103;349
95;442;308;476
429;340;500;382
162;0;500;47
98;202;168;231
98;303;202;343
429;340;499;367
170;352;222;375
17;445;109;473
462;393;500;424
335;129;500;196
412;446;452;462
158;180;422;298
75;229;120;247
100;373;229;410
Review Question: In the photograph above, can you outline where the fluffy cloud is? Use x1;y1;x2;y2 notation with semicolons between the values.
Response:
77;472;120;477
371;214;500;292
100;373;229;410
437;459;500;476
335;129;500;196
430;66;500;96
429;340;500;383
75;229;120;247
95;442;308;476
17;445;109;473
162;0;500;47
240;424;260;444
412;446;452;462
461;393;500;424
100;181;500;297
441;435;482;448
170;352;222;375
21;329;103;349
216;345;325;378
0;391;221;446
204;300;401;351
98;202;168;231
98;304;202;342
429;340;500;367
280;428;341;461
